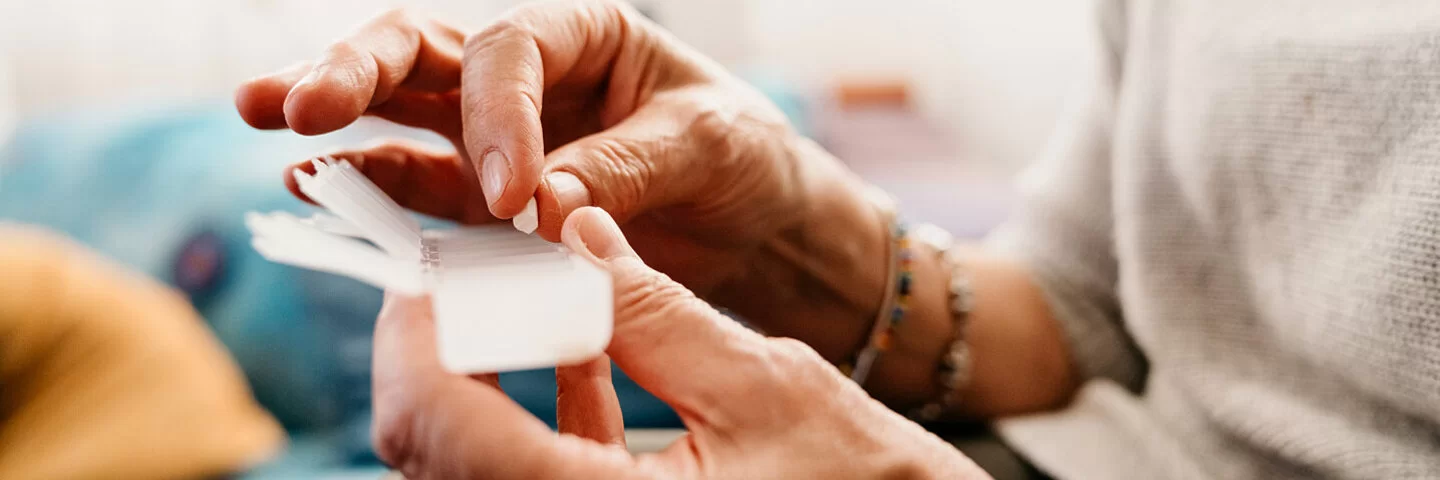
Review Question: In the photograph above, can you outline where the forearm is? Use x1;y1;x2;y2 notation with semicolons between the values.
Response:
867;244;1079;418
711;137;1079;417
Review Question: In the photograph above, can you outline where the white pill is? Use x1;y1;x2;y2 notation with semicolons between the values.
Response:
513;197;539;234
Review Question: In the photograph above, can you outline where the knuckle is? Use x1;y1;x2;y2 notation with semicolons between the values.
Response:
583;0;626;9
587;0;634;23
374;7;413;25
467;0;631;52
761;337;835;390
765;337;827;369
578;136;655;213
359;137;413;152
370;376;441;476
684;107;740;164
322;40;361;60
358;8;422;47
370;399;419;471
466;16;532;53
701;105;791;168
472;91;518;118
613;266;693;319
722;337;837;417
549;0;628;16
464;90;541;138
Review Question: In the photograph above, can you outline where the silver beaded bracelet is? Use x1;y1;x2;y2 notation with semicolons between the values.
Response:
907;224;975;421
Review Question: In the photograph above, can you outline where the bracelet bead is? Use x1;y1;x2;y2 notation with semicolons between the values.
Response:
908;224;975;421
842;217;912;386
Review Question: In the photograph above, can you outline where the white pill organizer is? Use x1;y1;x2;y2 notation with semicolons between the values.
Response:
244;158;612;374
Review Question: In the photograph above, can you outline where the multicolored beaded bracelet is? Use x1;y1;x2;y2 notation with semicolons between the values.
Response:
842;218;914;386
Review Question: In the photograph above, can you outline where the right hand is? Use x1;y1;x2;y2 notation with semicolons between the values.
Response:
235;0;892;354
369;207;987;479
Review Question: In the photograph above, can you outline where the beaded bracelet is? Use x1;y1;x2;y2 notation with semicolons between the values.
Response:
841;217;913;386
908;224;975;421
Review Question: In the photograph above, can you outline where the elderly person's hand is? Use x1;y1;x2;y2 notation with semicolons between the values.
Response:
370;207;984;479
235;0;898;373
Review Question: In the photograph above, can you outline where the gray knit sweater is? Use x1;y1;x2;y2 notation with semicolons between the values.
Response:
985;1;1440;478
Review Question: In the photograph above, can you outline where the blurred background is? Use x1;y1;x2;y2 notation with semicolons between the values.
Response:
0;0;1092;477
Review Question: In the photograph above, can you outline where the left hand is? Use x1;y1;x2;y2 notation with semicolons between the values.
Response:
370;207;987;479
235;4;895;364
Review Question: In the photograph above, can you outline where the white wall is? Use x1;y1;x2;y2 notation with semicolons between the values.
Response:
0;0;513;114
0;0;1091;168
0;36;12;143
738;0;1091;166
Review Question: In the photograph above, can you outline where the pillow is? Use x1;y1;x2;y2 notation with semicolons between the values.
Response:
0;225;283;479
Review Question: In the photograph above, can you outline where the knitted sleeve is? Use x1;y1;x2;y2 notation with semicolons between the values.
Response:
985;0;1148;391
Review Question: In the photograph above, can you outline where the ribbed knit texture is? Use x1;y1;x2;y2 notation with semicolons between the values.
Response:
987;1;1440;478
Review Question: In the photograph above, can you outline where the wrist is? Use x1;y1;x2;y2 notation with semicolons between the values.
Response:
707;136;891;360
749;138;969;410
863;236;958;408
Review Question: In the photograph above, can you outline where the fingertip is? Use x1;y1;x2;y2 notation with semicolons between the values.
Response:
508;152;546;213
560;205;600;253
465;105;546;218
235;77;293;130
285;149;364;202
563;207;636;261
555;355;625;446
282;165;316;204
478;149;544;219
283;50;378;136
283;75;367;135
236;63;312;130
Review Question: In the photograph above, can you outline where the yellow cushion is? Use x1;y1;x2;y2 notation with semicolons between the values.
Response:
0;225;283;480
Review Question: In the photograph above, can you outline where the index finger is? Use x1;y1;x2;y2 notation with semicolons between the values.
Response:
235;9;464;134
459;0;640;218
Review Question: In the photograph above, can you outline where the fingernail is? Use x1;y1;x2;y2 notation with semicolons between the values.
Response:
546;171;591;211
576;208;636;260
481;150;511;208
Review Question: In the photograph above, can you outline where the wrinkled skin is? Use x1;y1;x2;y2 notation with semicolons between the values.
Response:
366;207;985;479
236;2;987;478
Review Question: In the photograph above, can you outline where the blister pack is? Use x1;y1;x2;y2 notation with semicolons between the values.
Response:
245;158;612;373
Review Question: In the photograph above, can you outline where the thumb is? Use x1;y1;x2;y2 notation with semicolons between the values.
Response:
560;207;771;425
533;107;709;241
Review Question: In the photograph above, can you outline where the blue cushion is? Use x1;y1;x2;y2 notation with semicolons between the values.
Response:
0;103;680;469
